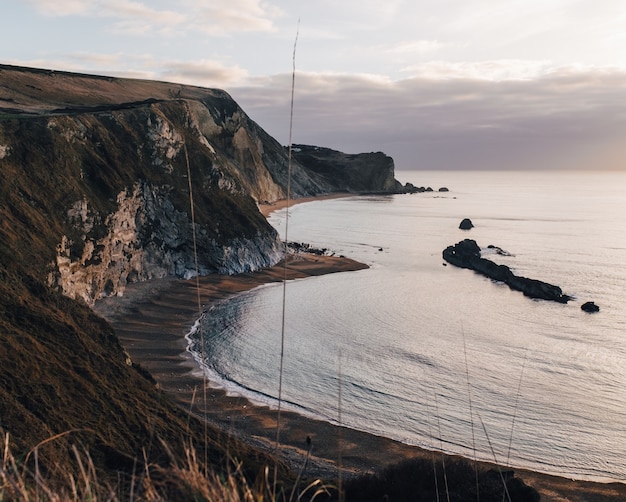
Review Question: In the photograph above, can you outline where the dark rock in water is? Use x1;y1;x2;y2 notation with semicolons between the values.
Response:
581;301;600;313
439;187;449;192
442;239;572;303
459;218;474;230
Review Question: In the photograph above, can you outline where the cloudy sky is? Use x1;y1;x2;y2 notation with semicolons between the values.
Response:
3;0;626;170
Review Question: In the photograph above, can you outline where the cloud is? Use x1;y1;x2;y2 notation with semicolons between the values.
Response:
401;59;555;81
186;0;283;35
387;40;450;55
159;60;249;87
231;66;626;170
25;0;89;16
103;1;186;34
26;0;281;35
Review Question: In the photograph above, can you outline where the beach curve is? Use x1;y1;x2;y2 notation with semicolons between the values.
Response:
93;202;626;500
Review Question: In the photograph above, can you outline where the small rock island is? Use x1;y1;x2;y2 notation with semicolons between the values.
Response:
443;239;572;303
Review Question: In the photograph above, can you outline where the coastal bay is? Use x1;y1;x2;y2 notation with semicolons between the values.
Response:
95;240;626;502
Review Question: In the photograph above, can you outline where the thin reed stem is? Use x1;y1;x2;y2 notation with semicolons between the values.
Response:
289;435;313;502
477;413;512;502
275;19;300;498
337;350;344;502
434;393;451;502
425;401;440;502
506;349;528;467
184;141;208;476
462;325;480;500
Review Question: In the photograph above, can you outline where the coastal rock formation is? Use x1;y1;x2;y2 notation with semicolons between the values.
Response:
0;64;408;477
443;239;572;303
291;144;404;193
0;64;409;305
459;218;474;230
581;301;600;313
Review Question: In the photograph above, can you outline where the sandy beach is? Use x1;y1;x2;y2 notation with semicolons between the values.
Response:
258;193;356;218
95;252;626;501
95;186;626;502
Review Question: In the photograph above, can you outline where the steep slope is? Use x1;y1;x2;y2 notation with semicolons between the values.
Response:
0;64;407;485
1;65;310;487
292;144;403;193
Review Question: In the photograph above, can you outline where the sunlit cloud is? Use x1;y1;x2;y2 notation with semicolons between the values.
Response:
186;0;283;35
401;60;556;81
386;40;449;55
159;60;249;87
25;0;282;35
25;0;89;16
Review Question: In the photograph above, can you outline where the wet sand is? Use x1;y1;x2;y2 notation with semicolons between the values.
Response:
258;193;355;218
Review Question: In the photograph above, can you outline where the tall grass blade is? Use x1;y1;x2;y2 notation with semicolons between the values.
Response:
478;413;512;502
506;350;528;467
462;325;480;501
183;141;208;477
434;393;451;502
425;400;440;502
275;18;300;498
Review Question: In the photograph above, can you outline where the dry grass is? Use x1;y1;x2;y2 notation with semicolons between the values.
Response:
0;432;330;502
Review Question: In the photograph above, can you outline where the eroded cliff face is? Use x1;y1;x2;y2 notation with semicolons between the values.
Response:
291;144;403;193
0;65;404;306
0;67;302;305
51;182;282;305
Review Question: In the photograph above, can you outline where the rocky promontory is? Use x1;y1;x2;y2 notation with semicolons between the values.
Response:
291;144;404;193
0;64;409;482
0;64;410;306
443;239;572;303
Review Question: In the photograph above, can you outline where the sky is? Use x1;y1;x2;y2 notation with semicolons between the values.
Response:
3;0;626;171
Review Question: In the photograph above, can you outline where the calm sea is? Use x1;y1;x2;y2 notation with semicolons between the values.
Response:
189;170;626;482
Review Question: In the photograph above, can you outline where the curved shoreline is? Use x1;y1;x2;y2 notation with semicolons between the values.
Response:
94;253;626;501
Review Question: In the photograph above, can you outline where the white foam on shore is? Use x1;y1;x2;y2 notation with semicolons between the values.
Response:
183;309;329;422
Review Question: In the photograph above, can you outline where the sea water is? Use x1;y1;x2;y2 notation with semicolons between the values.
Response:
190;170;626;482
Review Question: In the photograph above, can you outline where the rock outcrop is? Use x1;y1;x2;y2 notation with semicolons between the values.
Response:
0;64;411;480
443;239;572;303
459;218;474;230
0;64;409;305
291;144;403;193
581;301;600;313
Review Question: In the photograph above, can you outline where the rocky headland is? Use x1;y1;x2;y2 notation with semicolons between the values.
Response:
0;63;408;491
1;64;621;500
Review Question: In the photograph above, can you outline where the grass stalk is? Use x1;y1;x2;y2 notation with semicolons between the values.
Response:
477;413;512;502
462;325;480;501
275;19;300;499
434;393;451;502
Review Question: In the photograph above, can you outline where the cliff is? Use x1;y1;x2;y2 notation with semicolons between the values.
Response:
291;144;403;193
0;65;409;306
0;64;404;482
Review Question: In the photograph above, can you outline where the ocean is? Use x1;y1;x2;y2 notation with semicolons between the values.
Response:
189;170;626;483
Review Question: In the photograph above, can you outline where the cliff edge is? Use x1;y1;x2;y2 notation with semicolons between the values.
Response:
0;64;404;482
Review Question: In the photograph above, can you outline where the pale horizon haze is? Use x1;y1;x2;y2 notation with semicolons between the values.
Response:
3;1;626;171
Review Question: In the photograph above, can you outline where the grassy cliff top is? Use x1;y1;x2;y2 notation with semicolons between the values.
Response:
0;63;229;116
